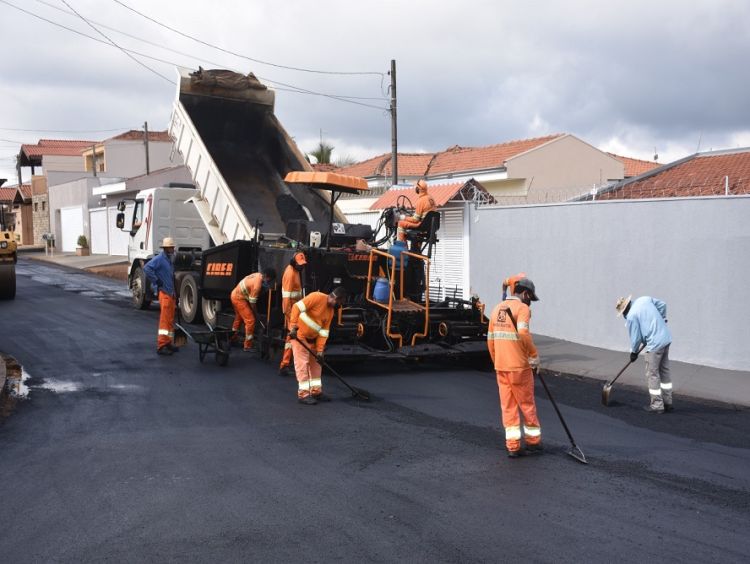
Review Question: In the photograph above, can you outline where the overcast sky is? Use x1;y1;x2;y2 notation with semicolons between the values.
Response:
2;0;749;184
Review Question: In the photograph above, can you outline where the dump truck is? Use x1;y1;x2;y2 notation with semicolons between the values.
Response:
120;67;487;362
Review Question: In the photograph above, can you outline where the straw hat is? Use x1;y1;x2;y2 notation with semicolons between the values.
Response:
161;237;175;248
615;295;632;317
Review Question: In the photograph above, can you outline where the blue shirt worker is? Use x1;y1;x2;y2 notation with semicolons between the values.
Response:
144;237;178;356
615;295;673;413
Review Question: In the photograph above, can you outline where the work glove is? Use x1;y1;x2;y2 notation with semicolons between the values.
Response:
630;351;639;363
289;327;298;340
529;356;540;369
316;352;325;363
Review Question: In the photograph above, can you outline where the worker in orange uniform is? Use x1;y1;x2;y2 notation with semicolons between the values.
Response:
278;252;307;376
144;237;179;356
487;277;542;458
231;267;277;352
397;179;436;242
289;287;347;405
501;271;527;300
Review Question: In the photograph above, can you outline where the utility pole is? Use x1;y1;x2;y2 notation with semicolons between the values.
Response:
144;121;151;175
91;144;98;177
390;59;398;187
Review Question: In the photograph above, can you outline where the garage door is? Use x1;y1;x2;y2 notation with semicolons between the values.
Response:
60;206;84;253
89;208;108;254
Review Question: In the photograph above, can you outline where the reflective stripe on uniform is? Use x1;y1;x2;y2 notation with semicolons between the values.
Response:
300;312;323;334
158;329;174;337
282;290;302;298
298;378;323;392
413;213;422;221
309;378;322;389
296;300;307;313
524;426;541;437
397;227;406;234
661;382;673;390
487;331;519;341
649;388;662;396
284;342;292;350
518;321;529;330
505;426;522;440
319;329;329;337
245;335;254;341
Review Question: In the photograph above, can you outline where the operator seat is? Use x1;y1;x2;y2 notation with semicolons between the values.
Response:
404;210;440;258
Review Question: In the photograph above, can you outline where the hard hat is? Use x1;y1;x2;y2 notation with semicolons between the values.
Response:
615;295;632;317
515;277;539;301
161;237;175;248
294;252;307;266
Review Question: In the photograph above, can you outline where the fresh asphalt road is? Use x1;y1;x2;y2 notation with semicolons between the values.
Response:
1;259;749;563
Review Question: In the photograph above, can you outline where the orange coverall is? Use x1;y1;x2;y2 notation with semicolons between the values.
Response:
157;291;176;350
289;292;334;399
397;189;437;242
487;296;541;453
231;272;263;351
279;264;303;370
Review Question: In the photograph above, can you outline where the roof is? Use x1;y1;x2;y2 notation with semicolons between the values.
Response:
0;183;32;203
608;153;661;177
370;179;493;210
336;135;565;179
106;130;171;143
0;187;16;202
427;134;564;176
311;163;337;173
598;148;750;200
21;139;98;159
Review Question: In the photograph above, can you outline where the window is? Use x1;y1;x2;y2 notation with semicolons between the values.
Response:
34;203;38;212
42;201;46;211
132;199;145;231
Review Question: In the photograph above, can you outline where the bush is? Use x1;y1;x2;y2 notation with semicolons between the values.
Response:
77;235;89;248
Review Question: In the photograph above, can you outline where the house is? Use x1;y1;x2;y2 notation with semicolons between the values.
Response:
608;153;661;178
594;147;750;200
335;134;627;212
0;183;33;244
81;130;174;177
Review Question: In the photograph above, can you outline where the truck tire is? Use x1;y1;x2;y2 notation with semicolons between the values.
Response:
179;274;203;324
131;266;152;310
201;298;221;327
0;265;16;300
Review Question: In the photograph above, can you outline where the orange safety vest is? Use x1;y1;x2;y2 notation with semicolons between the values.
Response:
289;291;334;353
281;264;303;315
487;297;538;372
232;272;263;304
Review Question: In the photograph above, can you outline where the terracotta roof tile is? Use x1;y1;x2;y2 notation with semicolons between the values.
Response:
335;153;395;177
599;149;750;199
370;180;492;210
311;163;337;172
106;130;170;142
0;187;17;202
427;134;564;175
22;139;98;158
0;183;32;202
608;153;661;177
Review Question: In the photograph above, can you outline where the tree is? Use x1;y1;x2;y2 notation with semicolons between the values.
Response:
309;141;334;164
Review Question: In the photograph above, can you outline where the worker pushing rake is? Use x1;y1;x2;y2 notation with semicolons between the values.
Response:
487;276;587;464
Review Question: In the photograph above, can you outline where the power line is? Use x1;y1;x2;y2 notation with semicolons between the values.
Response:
60;0;173;84
2;0;388;110
111;0;385;77
0;126;133;133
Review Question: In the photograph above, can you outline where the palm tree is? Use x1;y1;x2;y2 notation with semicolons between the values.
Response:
309;141;334;164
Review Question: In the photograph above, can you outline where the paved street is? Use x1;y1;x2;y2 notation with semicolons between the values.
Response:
1;258;749;562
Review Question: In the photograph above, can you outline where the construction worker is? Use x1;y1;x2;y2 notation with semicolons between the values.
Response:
231;267;277;352
144;237;179;356
289;287;347;405
278;252;307;376
397;179;436;243
487;277;542;458
501;271;526;300
615;295;674;413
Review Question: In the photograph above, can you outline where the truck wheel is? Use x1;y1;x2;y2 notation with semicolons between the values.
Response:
201;298;221;327
0;265;16;300
179;275;203;324
131;266;152;310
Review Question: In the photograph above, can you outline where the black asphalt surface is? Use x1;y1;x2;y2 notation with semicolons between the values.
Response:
1;259;749;563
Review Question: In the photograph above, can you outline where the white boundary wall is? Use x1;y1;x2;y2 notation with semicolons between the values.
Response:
468;196;750;371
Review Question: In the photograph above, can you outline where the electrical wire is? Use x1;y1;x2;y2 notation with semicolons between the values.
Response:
2;0;389;110
0;126;133;133
111;0;385;77
59;0;173;84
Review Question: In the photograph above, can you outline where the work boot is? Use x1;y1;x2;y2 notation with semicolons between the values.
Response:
314;393;331;403
243;345;254;353
526;443;544;454
298;396;317;406
278;365;292;377
642;405;665;414
664;403;674;413
157;347;173;356
167;344;180;353
507;450;522;458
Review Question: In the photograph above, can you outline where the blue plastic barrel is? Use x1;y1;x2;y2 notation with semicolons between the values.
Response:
373;277;390;303
389;241;409;269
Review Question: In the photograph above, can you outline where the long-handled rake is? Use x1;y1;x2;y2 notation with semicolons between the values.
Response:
535;368;587;464
601;344;645;406
294;336;371;401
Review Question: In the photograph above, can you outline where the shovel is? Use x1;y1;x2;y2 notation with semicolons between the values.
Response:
601;344;645;406
174;301;188;348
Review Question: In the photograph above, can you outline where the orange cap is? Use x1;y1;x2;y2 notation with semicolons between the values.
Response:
294;252;307;266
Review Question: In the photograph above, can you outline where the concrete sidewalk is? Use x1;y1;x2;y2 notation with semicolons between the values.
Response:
16;248;750;407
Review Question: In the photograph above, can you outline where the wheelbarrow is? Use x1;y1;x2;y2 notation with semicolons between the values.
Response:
174;320;233;366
